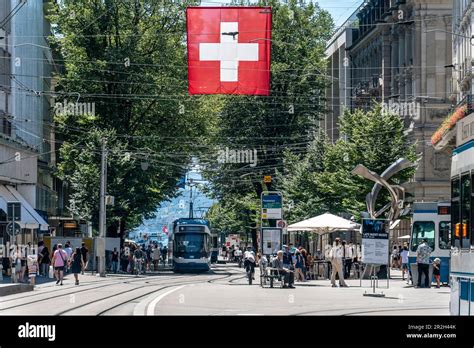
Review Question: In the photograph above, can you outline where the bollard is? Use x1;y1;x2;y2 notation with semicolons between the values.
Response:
0;264;3;281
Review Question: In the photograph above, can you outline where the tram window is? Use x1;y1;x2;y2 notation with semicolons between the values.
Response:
452;177;460;199
439;222;451;249
411;221;435;251
461;173;471;248
452;177;461;247
472;172;474;246
174;234;209;254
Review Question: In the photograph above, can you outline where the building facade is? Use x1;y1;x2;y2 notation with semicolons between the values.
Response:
335;0;453;205
432;0;474;150
324;9;359;143
0;0;76;245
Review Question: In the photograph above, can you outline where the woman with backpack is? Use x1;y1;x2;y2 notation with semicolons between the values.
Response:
51;244;68;285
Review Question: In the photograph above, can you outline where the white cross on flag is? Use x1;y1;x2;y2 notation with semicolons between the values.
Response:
187;7;272;95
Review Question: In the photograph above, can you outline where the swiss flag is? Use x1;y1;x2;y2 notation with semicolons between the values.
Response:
187;7;272;95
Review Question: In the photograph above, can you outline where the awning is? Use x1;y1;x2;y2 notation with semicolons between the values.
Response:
0;185;49;231
287;212;360;234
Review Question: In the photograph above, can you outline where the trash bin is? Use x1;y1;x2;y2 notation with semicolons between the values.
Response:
410;263;433;287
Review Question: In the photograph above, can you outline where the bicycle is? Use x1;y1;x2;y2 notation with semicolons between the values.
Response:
244;259;255;285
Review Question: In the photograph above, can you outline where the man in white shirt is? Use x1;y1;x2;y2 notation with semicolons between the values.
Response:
64;242;73;273
329;238;348;287
243;246;256;280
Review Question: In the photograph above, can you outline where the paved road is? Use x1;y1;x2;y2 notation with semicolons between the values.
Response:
0;264;449;315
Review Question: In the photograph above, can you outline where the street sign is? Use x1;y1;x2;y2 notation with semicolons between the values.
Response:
261;192;282;219
361;219;389;265
7;222;21;236
263;175;272;183
276;220;287;228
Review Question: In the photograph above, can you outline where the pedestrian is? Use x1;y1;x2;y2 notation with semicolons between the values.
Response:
162;246;168;265
306;252;314;280
352;243;360;278
128;246;135;273
391;245;399;269
300;248;308;280
329;238;348;287
146;245;152;271
153;246;161;271
19;247;26;283
111;247;119;274
282;245;293;270
10;249;21;283
121;248;129;272
80;242;89;274
39;245;51;278
272;250;295;288
342;240;353;279
416;238;432;288
70;248;84;285
64;242;73;273
51;244;68;286
27;255;38;286
37;241;44;275
433;258;441;288
400;243;409;281
294;249;305;282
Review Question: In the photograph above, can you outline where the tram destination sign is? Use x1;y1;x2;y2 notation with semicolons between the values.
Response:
361;219;389;265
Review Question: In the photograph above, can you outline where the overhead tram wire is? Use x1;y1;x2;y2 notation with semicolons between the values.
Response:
9;11;452;39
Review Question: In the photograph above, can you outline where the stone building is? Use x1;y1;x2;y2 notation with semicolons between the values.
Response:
324;8;359;143
328;0;453;204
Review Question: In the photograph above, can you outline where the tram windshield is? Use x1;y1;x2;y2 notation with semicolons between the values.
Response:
439;221;451;249
174;233;209;255
411;221;435;251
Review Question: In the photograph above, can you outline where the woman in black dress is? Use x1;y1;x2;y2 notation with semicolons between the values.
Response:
70;248;84;285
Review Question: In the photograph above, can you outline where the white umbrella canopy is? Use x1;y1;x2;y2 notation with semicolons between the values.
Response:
287;212;360;234
398;234;411;240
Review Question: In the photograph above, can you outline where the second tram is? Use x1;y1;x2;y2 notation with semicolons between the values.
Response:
408;202;451;284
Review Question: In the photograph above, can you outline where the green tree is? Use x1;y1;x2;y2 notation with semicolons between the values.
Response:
276;105;416;222
276;134;328;223
203;0;333;201
50;0;216;233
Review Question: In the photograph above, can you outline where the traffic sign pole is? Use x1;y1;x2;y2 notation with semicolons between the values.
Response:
260;191;283;256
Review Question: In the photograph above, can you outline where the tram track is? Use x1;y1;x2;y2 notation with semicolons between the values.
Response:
0;274;185;308
96;273;235;316
293;305;449;316
0;269;238;314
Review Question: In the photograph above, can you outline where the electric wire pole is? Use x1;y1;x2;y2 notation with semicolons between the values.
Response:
98;139;108;277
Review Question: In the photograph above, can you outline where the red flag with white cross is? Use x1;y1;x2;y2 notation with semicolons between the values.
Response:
186;7;272;95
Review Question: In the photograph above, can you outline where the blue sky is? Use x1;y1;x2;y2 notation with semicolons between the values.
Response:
200;0;364;27
317;0;364;27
